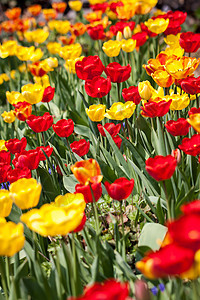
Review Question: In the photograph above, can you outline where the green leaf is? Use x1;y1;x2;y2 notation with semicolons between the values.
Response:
63;175;78;193
138;223;168;251
38;167;60;202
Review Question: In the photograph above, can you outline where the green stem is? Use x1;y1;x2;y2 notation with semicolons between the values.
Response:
162;181;171;220
120;201;126;261
89;183;100;235
66;137;73;165
117;82;121;102
0;257;9;300
5;257;10;290
71;234;78;297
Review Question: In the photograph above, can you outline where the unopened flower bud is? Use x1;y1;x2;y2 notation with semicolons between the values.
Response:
171;148;181;164
135;280;151;300
116;31;123;41
123;26;132;39
138;81;153;100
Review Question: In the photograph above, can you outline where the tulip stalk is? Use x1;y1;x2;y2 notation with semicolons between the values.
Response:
162;181;171;220
120;201;126;261
0;257;8;300
89;183;101;235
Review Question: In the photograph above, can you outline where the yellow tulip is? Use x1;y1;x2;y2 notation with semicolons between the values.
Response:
86;104;106;122
102;40;121;57
89;0;106;4
33;74;50;88
162;46;184;58
164;34;181;47
138;81;154;100
47;42;62;54
64;56;84;74
145;18;169;34
0;221;25;256
0;140;7;151
18;63;26;73
21;83;44;104
60;43;82;60
15;45;35;61
69;1;83;11
0;190;13;218
116;31;123;42
6;91;26;105
104;101;136;120
48;20;71;34
24;29;49;44
121;39;136;52
116;3;135;20
29;48;44;62
187;114;200;133
165;57;200;80
20;194;85;236
123;26;132;39
163;94;190;111
1;111;15;123
1;40;17;56
151;70;174;88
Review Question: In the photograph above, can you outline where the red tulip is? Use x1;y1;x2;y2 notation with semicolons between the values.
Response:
87;25;105;40
110;20;135;35
0;150;11;165
75;55;104;81
90;3;108;13
145;155;177;181
69;279;130;300
168;213;200;251
104;177;134;200
70;139;90;157
113;135;122;149
75;182;102;203
122;86;141;104
179;134;200;156
171;148;181;164
85;76;111;98
165;118;191;136
97;123;121;137
5;137;27;154
188;107;200;116
181;200;200;215
179;76;200;95
136;243;194;278
141;100;172;118
0;164;12;183
36;146;53;161
52;119;74;137
132;32;148;47
27;112;53;133
109;2;124;15
180;32;200;53
13;149;40;170
42;86;55;103
7;167;32;183
164;20;181;36
105;63;131;83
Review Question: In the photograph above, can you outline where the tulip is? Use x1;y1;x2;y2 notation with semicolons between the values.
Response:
60;43;82;60
1;111;15;123
121;39;136;52
104;178;134;200
5;7;21;20
0;164;12;183
165;118;191;136
145;155;177;181
42;9;57;21
136;243;194;279
0;140;7;151
47;42;62;55
73;214;86;232
7;167;32;184
27;112;53;133
5;137;27;154
152;70;174;88
87;25;105;40
179;32;200;53
14;101;32;121
105;62;131;83
21;83;44;105
42;86;55;103
105;102;136;120
65;57;84;74
73;22;87;36
134;280;151;300
36;146;53;161
6;91;25;105
97;123;121;137
167;94;190;111
171;149;181;164
102;40;121;57
69;1;83;11
75;182;102;203
110;21;135;36
70;139;90;157
28;4;42;16
179;76;200;95
21;193;85;236
113;135;122;149
0;221;25;257
0;150;11;165
189;108;200;116
13;149;40;170
122;86;141;104
53;119;74;137
52;2;67;13
85;76;111;98
71;159;103;185
10;178;42;210
138;81;153;100
187;114;200;133
141;100;171;118
0;190;13;217
165;57;200;80
179;134;200;156
144;18;169;34
24;29;49;44
132;32;148;47
75;55;104;80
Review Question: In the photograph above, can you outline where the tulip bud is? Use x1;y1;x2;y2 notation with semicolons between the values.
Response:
116;31;123;41
123;26;132;39
138;81;153;100
171;149;181;164
135;280;150;300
